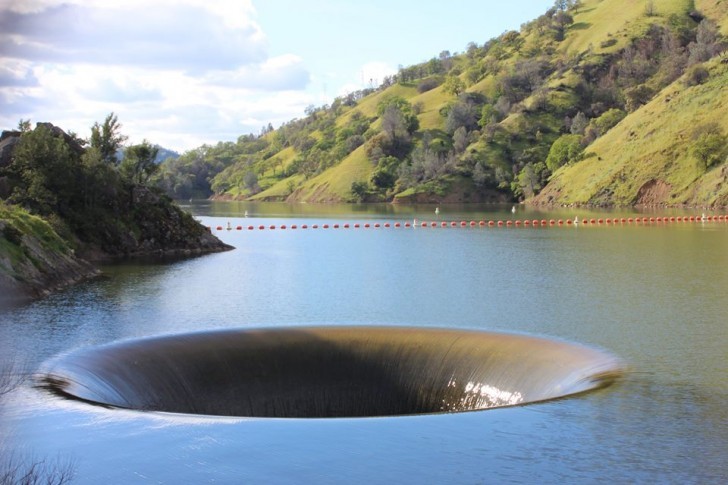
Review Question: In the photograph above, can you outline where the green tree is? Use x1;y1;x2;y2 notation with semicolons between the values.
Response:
691;124;728;170
545;134;583;172
17;119;31;133
351;181;369;201
90;112;127;165
443;75;465;96
6;124;79;216
120;140;159;184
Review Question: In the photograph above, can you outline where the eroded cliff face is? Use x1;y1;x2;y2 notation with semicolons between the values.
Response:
0;216;99;306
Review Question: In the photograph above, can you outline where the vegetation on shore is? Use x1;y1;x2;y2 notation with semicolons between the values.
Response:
0;116;231;302
155;0;727;208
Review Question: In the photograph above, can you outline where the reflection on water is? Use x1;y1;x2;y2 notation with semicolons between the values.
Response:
0;202;726;483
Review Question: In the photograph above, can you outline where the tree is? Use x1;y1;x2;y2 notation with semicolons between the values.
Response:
691;124;727;170
545;134;583;172
6;124;79;216
17;119;31;133
351;181;369;201
120;140;159;184
570;111;588;135
90;112;127;165
453;127;470;154
443;75;465;96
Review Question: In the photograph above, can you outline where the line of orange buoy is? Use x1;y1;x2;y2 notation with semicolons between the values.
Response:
210;215;728;232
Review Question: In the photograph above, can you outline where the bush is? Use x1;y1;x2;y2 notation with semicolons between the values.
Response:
684;64;709;86
417;77;442;93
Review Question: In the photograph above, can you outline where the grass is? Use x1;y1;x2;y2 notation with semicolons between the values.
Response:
0;202;73;279
296;144;373;202
559;0;691;55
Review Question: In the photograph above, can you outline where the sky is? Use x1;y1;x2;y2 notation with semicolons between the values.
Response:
0;0;554;153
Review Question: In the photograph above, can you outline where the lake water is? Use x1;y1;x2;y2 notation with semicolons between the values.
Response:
1;202;726;483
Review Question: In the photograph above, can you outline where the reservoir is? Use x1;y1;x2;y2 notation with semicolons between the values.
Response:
1;202;726;483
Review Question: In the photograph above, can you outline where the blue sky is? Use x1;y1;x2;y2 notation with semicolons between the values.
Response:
0;0;554;152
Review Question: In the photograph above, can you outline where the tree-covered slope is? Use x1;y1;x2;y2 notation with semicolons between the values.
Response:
0;119;232;301
158;0;727;207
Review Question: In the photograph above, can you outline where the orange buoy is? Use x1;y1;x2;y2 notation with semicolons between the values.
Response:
479;221;485;226
395;222;401;228
404;222;411;228
470;221;476;227
301;224;308;229
280;225;286;230
312;224;318;229
566;219;573;225
506;220;512;226
216;226;223;231
489;221;495;226
441;222;448;227
549;219;556;225
270;225;276;230
236;225;242;230
291;225;297;229
248;225;254;230
384;223;390;228
343;224;350;228
258;225;265;230
557;220;563;225
363;223;370;228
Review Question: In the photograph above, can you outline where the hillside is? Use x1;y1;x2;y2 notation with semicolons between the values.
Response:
533;56;728;206
157;0;728;207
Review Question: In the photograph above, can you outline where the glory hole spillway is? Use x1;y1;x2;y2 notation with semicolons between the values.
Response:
38;326;624;418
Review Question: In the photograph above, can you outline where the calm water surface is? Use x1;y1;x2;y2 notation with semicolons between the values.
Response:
1;202;726;483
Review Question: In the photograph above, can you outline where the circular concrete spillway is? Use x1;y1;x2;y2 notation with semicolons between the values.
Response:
39;327;624;418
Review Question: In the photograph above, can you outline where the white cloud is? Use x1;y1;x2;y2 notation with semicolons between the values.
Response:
0;2;266;72
0;0;319;151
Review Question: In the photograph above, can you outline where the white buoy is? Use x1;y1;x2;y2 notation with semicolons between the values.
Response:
511;206;516;214
244;210;248;217
435;207;439;215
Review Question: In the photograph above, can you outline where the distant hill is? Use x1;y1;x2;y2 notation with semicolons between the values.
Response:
157;0;728;207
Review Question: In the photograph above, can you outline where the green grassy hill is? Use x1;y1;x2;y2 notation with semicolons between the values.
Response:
534;57;728;206
160;0;727;207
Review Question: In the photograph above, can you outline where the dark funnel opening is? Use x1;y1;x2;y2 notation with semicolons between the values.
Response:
39;326;624;418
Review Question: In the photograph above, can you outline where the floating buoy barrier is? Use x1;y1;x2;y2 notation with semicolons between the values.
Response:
210;214;727;234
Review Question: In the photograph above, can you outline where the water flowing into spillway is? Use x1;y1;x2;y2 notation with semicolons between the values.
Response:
39;327;624;418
